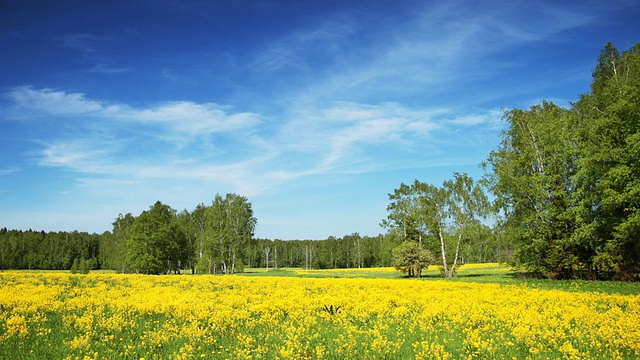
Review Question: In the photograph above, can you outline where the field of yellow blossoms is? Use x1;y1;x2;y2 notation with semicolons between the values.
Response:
1;265;639;359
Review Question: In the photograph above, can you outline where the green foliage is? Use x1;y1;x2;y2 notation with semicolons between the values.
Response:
78;258;90;274
125;201;184;274
70;258;90;274
486;42;640;280
381;183;423;242
0;197;499;275
102;213;135;273
485;101;577;277
322;304;342;315
197;193;256;274
383;173;491;277
573;43;640;280
392;241;435;278
0;229;100;271
70;258;79;274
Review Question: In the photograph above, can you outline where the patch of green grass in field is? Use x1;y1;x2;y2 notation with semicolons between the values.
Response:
243;264;640;295
243;267;405;279
511;277;640;296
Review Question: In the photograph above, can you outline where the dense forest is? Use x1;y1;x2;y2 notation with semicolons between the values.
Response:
1;43;638;280
0;214;506;274
485;42;639;280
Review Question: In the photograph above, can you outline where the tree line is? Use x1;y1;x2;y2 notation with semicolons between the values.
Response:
101;194;256;274
0;228;101;271
0;192;507;273
0;224;506;274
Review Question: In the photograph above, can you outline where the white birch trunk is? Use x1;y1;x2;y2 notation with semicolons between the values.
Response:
438;227;448;276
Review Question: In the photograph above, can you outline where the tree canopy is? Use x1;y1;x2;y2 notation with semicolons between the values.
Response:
383;173;490;277
485;42;640;280
392;241;435;278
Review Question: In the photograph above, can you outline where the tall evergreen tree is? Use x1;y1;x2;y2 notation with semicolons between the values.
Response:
573;43;640;279
485;43;639;280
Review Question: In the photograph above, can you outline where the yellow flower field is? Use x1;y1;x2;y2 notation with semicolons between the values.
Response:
0;269;639;359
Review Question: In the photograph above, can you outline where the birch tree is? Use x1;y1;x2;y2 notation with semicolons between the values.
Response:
199;193;256;274
384;175;490;277
485;101;577;277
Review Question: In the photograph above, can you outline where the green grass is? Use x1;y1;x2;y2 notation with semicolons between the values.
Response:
243;263;640;295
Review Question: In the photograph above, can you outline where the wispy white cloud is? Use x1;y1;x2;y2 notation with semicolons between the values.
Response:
445;109;504;127
4;86;272;195
56;33;107;54
39;140;115;171
276;101;501;178
226;2;601;194
55;33;131;74
90;62;130;74
0;167;21;176
8;86;103;115
4;86;501;201
36;137;278;198
108;102;262;136
252;16;359;74
7;86;261;140
255;0;604;108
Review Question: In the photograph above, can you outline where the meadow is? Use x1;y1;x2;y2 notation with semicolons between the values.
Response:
1;264;639;359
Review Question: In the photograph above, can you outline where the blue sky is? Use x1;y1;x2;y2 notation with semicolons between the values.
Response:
1;1;639;239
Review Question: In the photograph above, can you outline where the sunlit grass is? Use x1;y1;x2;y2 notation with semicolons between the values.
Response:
244;263;640;295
